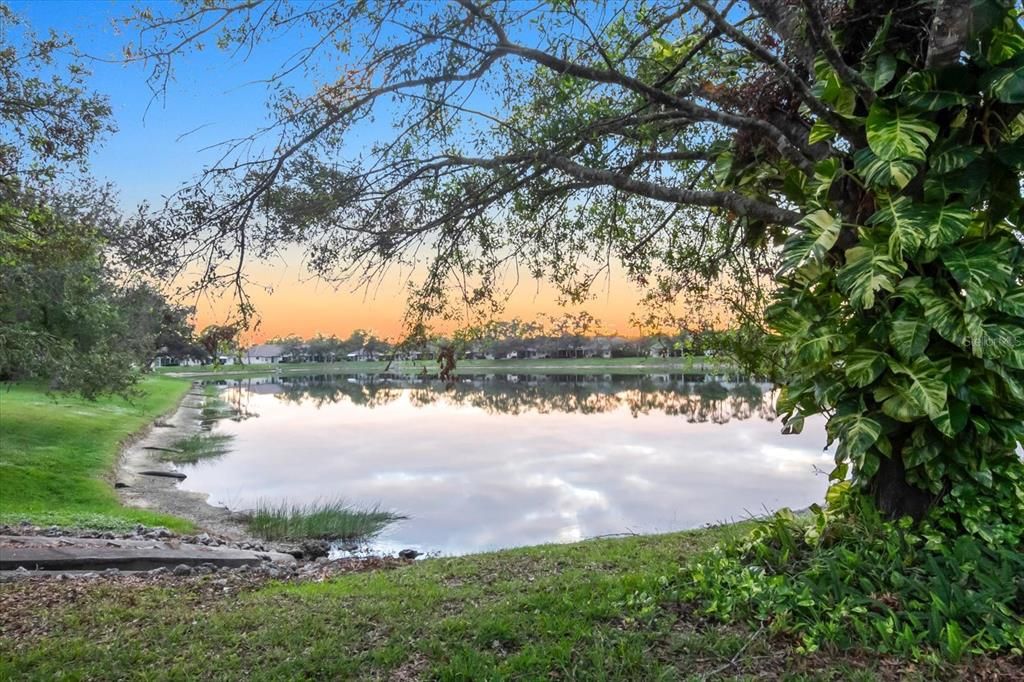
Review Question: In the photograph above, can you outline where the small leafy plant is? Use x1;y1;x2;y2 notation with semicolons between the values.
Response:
676;489;1024;661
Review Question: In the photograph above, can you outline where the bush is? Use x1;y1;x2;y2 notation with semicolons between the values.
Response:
676;491;1024;661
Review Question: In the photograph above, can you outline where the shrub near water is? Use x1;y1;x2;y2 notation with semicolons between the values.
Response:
675;490;1024;661
248;499;406;541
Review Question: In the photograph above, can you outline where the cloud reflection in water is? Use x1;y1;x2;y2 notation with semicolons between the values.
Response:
179;374;831;555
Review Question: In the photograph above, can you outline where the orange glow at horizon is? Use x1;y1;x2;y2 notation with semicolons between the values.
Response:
191;259;652;344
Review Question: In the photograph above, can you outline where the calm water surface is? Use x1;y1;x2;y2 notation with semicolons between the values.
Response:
179;373;830;555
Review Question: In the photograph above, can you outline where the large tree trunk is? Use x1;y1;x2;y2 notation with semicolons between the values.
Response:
869;446;937;521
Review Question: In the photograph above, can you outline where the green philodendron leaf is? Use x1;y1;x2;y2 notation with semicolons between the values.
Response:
782;413;805;435
897;71;971;111
812;158;841;197
864;53;897;91
853;148;918;189
890;319;931;359
868;195;926;259
837;244;905;309
941;239;1016;309
965;312;1020;359
918;288;968;346
875;381;926;421
833;414;884;460
808;119;835;145
983;61;1024;104
996;287;1024;317
796;329;846;365
904;440;942;469
883;357;950;420
866;103;939;161
933;398;970;438
767;304;812;339
844;348;888;387
987;18;1024;65
923;203;973;249
930;144;982;174
779;210;841;276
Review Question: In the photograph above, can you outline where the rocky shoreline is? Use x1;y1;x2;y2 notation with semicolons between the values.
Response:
0;384;417;580
115;383;254;539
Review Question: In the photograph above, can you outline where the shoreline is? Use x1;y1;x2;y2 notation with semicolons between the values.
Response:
115;383;251;540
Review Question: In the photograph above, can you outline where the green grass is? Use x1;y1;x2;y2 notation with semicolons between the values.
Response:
158;355;735;379
0;377;194;531
0;524;984;680
161;433;235;465
248;499;407;541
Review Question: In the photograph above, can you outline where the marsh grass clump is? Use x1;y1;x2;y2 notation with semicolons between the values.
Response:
248;499;406;541
164;433;234;464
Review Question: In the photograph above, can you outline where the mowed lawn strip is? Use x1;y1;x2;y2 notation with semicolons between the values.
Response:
0;377;192;531
0;525;990;681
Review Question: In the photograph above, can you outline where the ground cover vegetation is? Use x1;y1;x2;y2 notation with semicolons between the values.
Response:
0;377;192;531
8;525;1021;680
123;0;1024;661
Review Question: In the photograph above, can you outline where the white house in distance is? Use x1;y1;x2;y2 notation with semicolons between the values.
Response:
243;343;288;364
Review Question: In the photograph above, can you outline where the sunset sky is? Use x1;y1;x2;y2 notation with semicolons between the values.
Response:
15;0;650;341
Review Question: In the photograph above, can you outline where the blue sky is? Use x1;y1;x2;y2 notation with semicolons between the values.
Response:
11;0;302;207
9;0;648;338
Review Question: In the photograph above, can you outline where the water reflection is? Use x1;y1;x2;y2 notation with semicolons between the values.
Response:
180;373;831;555
237;372;780;423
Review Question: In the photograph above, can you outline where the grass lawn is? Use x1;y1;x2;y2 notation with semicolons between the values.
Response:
0;377;193;531
1;524;981;681
158;356;735;379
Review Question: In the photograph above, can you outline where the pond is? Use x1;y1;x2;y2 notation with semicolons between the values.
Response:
179;372;831;555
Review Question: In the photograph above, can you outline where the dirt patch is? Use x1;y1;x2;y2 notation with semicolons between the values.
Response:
116;386;251;539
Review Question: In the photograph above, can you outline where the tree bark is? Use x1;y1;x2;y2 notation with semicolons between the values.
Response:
869;445;937;521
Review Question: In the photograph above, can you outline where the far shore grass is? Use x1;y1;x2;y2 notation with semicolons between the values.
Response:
158;355;736;379
0;377;194;532
0;524;994;679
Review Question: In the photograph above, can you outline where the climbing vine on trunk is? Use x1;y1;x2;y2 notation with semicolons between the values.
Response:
768;2;1024;539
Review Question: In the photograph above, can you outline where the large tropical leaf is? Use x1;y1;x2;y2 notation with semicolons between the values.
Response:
997;287;1024;318
916;288;968;346
796;329;847;365
898;71;971;111
964;312;1020;359
867;195;926;259
853;148;918;189
877;358;949;420
890;319;931;359
930;144;982;174
941;239;1016;308
844;348;888;387
932;398;969;438
779;210;840;276
833;414;884;460
922;203;973;249
983;61;1024;104
837;244;905;309
866;103;939;161
987;18;1024;65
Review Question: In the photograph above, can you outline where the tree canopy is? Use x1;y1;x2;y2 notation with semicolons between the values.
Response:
127;0;1024;534
0;4;200;395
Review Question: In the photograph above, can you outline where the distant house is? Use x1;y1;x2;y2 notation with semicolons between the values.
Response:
243;343;287;364
345;348;379;362
151;355;205;368
505;347;543;360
